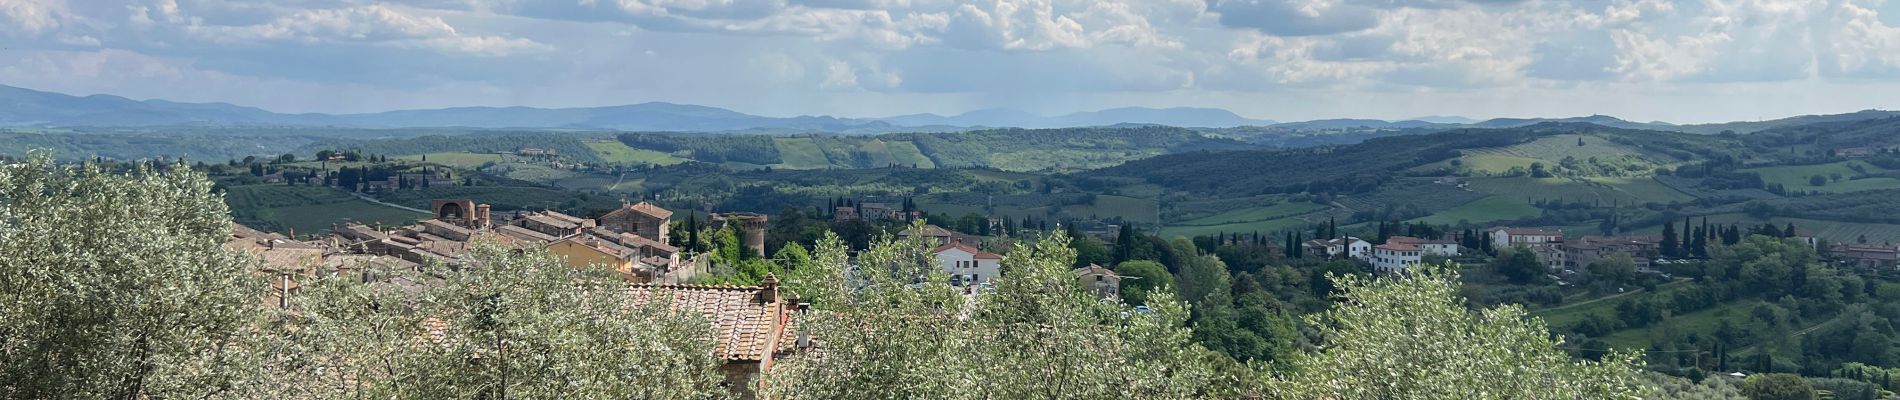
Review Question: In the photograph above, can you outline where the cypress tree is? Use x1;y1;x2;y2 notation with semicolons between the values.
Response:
1661;222;1679;257
1293;232;1304;258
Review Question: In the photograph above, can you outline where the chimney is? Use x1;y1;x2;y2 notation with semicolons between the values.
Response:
759;273;779;304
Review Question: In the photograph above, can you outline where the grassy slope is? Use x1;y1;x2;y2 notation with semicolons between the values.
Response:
398;152;507;168
584;140;686;165
1179;201;1329;225
772;137;834;169
223;184;426;235
1629;213;1900;244
1744;160;1900;194
1412;196;1542;225
1466;176;1689;205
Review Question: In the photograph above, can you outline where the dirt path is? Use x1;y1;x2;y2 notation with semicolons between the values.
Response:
346;191;430;214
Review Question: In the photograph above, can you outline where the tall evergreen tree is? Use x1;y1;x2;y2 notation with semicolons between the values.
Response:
1661;222;1679;257
1294;232;1304;258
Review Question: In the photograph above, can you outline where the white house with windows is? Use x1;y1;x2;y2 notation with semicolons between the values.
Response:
1306;237;1373;260
1487;227;1564;250
933;242;1002;286
1371;243;1423;274
1386;236;1460;257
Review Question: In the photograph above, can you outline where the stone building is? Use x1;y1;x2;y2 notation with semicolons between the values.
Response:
709;212;769;257
599;201;672;243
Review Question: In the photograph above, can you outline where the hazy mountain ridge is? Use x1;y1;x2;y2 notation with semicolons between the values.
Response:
5;84;1895;136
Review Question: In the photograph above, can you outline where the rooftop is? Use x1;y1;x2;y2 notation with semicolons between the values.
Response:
605;201;674;220
1073;264;1118;278
932;241;1002;259
626;282;790;362
901;224;955;238
1376;243;1420;251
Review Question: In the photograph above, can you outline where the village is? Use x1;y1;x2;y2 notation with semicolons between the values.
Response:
220;191;1900;398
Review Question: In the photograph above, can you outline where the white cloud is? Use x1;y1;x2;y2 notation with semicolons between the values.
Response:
1820;0;1900;77
0;0;68;34
8;0;1900;121
187;4;549;56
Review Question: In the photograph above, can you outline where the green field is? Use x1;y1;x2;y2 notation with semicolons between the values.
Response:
223;185;425;235
1532;280;1694;342
1179;202;1328;226
399;152;509;168
1633;213;1900;244
772;137;834;169
1596;300;1766;350
1744;160;1900;193
1583;177;1696;203
1411;195;1542;225
1466;176;1684;205
584;140;686;165
880;140;936;168
1458;134;1680;176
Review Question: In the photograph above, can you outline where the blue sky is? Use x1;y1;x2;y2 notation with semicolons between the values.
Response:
4;0;1900;123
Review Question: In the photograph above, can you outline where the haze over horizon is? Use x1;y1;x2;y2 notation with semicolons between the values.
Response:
7;0;1900;123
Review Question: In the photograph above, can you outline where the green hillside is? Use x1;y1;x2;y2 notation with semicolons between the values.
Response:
614;126;1255;173
222;185;425;235
1744;160;1900;193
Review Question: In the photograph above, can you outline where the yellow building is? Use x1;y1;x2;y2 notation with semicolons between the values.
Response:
546;235;648;282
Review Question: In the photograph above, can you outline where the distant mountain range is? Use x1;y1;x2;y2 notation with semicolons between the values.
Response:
3;84;1894;135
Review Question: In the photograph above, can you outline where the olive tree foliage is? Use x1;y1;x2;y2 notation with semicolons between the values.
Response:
251;244;732;399
0;154;265;399
761;226;1252;399
1268;263;1653;400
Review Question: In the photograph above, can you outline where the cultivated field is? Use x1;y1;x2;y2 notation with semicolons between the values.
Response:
223;184;425;235
584;140;687;165
1744;160;1900;194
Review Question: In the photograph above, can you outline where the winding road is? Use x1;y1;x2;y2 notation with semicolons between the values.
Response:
346;191;431;214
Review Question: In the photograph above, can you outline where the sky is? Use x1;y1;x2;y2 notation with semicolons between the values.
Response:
4;0;1900;123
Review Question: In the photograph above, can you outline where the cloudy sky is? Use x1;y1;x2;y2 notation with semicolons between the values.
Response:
4;0;1900;123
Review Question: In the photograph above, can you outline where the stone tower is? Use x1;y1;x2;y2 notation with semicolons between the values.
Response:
712;212;769;257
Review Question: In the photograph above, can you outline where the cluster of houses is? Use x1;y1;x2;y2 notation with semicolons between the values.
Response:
1832;242;1900;269
232;199;807;398
1304;224;1896;275
905;223;1122;298
328;199;687;282
1297;227;1719;275
1302;235;1461;274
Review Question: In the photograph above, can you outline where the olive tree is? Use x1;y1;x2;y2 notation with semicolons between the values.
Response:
252;244;732;399
1269;263;1652;399
761;227;1252;399
0;154;263;398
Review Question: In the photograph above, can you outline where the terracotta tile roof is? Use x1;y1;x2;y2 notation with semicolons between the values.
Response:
523;214;581;230
541;211;589;226
1375;243;1420;251
902;224;955;238
1487;227;1563;236
933;241;1001;259
1074;264;1118;278
605;202;674;220
1387;236;1455;245
495;224;558;243
587;227;680;255
626;283;788;362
